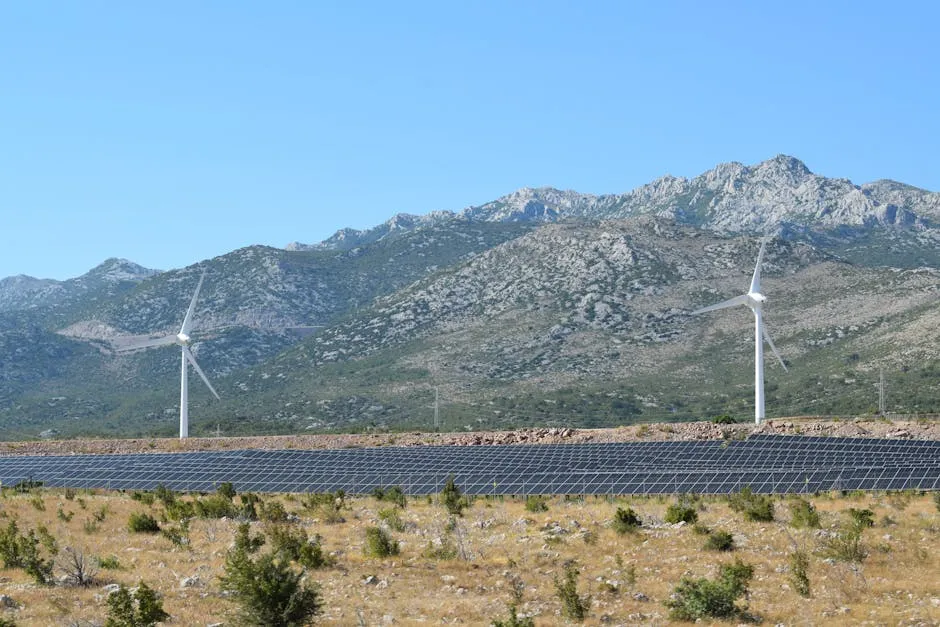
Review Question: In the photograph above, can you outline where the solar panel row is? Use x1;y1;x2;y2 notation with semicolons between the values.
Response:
0;435;937;495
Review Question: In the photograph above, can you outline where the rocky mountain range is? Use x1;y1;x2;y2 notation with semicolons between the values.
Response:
1;155;938;439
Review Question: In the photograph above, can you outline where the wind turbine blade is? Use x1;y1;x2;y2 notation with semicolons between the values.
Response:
762;326;788;371
183;346;220;400
179;271;207;336
691;294;749;315
749;240;767;294
113;335;178;352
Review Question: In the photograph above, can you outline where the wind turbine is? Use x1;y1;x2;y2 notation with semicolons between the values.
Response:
691;240;787;424
115;271;220;438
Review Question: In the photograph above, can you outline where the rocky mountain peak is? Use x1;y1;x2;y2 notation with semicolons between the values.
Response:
83;258;160;283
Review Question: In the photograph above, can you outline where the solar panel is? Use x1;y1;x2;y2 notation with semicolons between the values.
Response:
0;435;937;495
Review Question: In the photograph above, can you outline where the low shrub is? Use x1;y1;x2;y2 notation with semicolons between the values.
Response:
612;506;642;534
127;512;161;534
106;582;170;627
371;486;407;508
703;530;735;552
727;486;774;522
664;500;698;525
363;526;399;558
524;496;548;513
789;498;820;528
664;558;754;621
378;507;406;532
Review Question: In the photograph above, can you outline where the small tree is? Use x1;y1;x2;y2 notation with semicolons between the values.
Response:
789;549;810;597
220;533;323;627
554;562;590;622
491;605;535;627
440;475;466;516
105;582;170;627
217;482;237;500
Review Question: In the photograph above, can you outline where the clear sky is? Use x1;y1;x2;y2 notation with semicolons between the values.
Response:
1;1;937;280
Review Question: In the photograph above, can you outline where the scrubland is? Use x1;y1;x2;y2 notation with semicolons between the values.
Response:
0;484;937;626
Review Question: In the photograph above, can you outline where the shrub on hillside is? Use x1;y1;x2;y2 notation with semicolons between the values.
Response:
220;538;322;627
612;506;642;534
727;486;774;522
664;500;698;525
524;496;548;513
554;562;591;622
664;558;754;621
440;475;467;517
788;498;820;528
127;512;160;534
363;526;399;558
703;530;735;552
105;582;170;627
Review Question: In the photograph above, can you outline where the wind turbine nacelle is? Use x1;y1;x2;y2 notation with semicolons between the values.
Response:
176;332;191;345
747;292;767;305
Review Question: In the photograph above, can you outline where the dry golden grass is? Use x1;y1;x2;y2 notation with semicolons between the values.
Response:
0;488;937;626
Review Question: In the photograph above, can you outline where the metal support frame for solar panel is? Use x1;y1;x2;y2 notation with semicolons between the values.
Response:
0;435;938;495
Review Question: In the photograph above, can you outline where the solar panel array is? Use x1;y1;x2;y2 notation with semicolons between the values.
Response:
0;435;937;495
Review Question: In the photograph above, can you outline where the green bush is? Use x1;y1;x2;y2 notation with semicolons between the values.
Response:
216;482;237;500
554;562;590;622
823;509;873;563
127;513;160;534
268;524;332;569
612;506;642;534
789;498;820;528
712;415;737;424
363;526;399;558
220;531;323;627
371;486;407;508
153;485;177;507
727;486;774;522
524;496;548;513
98;555;122;570
664;558;754;621
193;494;238;519
789;549;810;597
440;475;466;517
847;508;874;529
664;501;698;525
131;491;155;506
933;492;940;512
703;530;735;552
105;581;170;627
0;521;54;584
378;507;406;532
259;500;289;523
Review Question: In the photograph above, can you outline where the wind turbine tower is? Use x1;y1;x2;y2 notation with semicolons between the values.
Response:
116;271;220;438
691;241;787;424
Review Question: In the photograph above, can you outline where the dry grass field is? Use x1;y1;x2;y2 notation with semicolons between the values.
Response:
0;484;937;626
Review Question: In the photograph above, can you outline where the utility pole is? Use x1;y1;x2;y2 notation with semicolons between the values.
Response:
215;423;222;438
878;369;886;416
434;386;440;432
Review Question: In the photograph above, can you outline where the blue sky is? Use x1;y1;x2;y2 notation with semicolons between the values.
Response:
1;1;937;280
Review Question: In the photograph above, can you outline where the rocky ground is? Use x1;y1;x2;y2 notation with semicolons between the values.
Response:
1;416;937;457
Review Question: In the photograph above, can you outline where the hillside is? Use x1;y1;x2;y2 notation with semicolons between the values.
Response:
1;155;940;439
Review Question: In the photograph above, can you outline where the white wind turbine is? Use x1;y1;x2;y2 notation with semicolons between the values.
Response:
691;240;787;424
115;271;220;438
